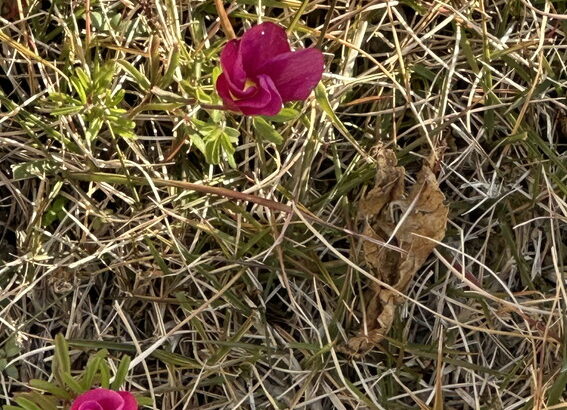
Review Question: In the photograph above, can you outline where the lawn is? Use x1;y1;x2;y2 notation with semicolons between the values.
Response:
1;0;566;409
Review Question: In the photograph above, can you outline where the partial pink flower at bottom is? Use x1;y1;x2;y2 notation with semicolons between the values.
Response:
70;388;138;410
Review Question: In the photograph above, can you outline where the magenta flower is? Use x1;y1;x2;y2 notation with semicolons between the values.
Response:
215;22;324;116
70;388;138;410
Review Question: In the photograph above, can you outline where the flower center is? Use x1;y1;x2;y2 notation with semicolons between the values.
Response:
243;78;257;91
229;78;258;101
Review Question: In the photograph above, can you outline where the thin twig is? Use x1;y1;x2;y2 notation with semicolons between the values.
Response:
66;171;293;213
85;0;91;48
214;0;236;40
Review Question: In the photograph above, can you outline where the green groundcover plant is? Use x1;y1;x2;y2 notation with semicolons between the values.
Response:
2;3;327;409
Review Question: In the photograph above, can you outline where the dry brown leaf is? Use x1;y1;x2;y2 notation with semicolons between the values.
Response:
344;147;449;355
358;147;404;218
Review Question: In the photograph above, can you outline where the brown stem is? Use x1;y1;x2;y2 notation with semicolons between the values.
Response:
65;172;405;254
213;0;236;40
85;0;91;48
66;171;292;213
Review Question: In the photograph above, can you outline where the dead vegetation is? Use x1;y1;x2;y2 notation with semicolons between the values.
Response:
0;0;566;408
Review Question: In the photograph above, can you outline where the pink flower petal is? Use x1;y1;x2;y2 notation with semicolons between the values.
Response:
259;48;324;102
217;73;282;115
240;22;291;76
71;389;122;410
70;388;137;410
78;402;104;410
220;39;246;89
234;74;283;116
118;391;138;410
216;71;259;101
215;72;243;111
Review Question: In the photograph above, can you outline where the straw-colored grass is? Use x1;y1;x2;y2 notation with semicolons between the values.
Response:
1;0;566;408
